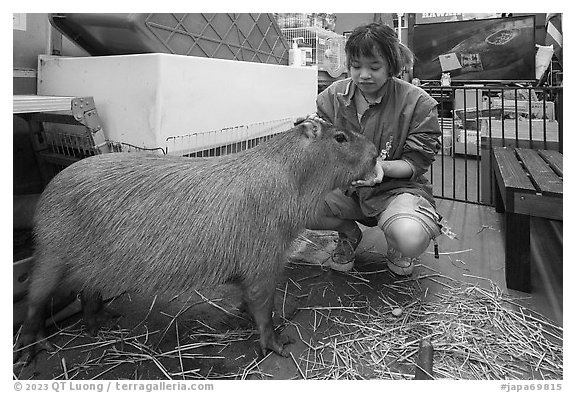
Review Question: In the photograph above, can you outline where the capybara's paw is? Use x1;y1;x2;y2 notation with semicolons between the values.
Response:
84;308;120;336
261;332;294;358
13;335;56;371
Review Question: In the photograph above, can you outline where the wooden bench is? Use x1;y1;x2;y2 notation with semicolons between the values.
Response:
491;146;563;292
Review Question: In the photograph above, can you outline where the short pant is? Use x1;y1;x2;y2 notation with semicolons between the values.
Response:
324;189;442;240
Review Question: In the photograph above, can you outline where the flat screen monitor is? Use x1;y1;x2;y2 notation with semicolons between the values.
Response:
413;15;536;83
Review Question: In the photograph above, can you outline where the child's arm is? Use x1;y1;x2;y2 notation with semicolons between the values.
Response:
352;158;412;187
401;106;442;180
354;104;441;187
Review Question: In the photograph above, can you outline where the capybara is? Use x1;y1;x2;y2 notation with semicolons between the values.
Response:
14;118;378;364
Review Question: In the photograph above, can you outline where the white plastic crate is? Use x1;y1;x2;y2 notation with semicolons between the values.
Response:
38;54;317;156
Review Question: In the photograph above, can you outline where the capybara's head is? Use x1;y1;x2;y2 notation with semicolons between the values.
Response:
294;118;378;189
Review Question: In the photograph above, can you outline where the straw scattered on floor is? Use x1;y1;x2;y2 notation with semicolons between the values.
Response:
291;276;563;380
13;229;563;381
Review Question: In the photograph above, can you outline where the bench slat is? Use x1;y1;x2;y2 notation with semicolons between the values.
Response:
516;148;563;196
538;149;563;177
492;147;535;192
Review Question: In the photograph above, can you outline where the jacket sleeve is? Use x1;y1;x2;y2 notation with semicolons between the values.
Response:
401;99;441;180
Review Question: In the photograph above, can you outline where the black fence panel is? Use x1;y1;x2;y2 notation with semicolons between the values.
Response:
424;85;562;206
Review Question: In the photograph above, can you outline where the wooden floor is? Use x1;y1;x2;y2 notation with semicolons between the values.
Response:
433;199;563;325
355;198;563;325
429;153;563;325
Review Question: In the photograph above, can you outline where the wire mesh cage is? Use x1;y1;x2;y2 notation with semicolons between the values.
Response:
166;118;295;157
275;13;337;31
29;124;102;183
281;26;347;78
34;118;295;182
42;128;100;160
144;13;290;64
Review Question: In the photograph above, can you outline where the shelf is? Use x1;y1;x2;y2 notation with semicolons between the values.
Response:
13;95;78;114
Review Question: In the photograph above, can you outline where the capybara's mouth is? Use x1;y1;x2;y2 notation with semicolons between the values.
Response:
368;155;378;175
356;156;379;183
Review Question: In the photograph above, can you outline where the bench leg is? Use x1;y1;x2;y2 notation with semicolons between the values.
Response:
505;212;531;292
493;172;505;214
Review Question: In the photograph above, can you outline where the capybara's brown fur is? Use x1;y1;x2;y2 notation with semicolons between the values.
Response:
15;119;377;363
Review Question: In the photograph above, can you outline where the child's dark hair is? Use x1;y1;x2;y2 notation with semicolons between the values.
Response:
345;23;414;77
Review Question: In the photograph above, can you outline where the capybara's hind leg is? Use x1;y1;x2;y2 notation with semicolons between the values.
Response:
14;300;53;368
14;257;64;366
81;290;119;336
242;279;293;357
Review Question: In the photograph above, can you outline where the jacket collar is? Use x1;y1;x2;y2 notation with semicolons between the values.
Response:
339;79;355;107
334;80;361;128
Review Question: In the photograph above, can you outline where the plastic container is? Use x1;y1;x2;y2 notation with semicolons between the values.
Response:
441;72;451;86
289;37;304;67
38;54;318;156
49;13;290;65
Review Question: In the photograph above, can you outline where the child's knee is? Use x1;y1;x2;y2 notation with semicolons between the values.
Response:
377;193;441;258
384;218;431;258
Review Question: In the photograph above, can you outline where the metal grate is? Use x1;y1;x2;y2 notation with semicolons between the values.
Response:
43;129;100;159
29;126;101;184
50;13;290;64
34;118;296;182
144;13;290;65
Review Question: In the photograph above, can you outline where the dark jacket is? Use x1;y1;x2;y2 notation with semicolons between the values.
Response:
317;77;441;215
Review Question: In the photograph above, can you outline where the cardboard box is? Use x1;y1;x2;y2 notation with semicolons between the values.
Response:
489;98;555;120
454;129;481;156
482;119;559;142
441;132;453;156
454;88;485;111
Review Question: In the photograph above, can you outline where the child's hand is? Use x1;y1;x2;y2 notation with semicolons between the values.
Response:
352;159;385;187
294;113;321;125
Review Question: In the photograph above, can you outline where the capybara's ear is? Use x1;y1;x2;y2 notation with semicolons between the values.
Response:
300;119;321;139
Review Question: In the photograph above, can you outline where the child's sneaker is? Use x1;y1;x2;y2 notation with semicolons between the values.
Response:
386;247;416;276
329;237;356;272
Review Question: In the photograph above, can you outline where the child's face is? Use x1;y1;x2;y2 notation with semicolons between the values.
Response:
348;53;390;98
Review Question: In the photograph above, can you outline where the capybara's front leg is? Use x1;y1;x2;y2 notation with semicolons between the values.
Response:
242;279;293;357
81;290;120;336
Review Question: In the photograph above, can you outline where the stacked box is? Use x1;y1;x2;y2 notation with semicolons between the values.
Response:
489;98;555;120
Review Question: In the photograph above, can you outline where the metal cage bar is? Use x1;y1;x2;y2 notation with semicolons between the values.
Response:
424;85;562;207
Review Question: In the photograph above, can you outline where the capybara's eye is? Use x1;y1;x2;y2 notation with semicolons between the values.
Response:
335;133;348;143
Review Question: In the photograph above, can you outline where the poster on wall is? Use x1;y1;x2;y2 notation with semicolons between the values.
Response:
413;15;536;82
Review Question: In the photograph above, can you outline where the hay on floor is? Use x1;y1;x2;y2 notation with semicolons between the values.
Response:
291;277;563;380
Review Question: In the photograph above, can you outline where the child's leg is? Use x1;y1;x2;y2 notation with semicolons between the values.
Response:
385;218;431;258
377;193;441;274
309;188;366;247
308;189;368;271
